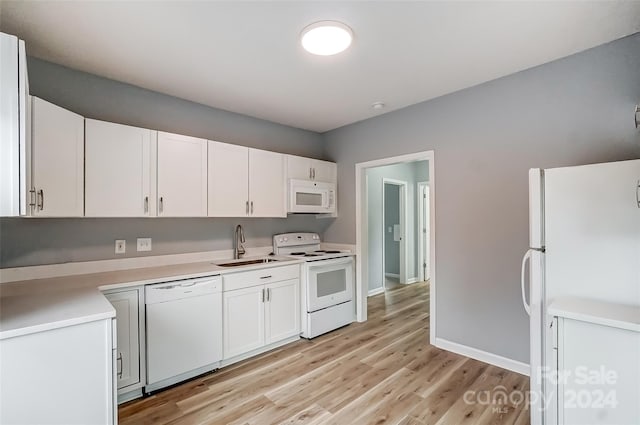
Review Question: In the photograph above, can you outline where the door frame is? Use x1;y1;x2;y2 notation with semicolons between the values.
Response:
355;150;436;344
417;181;430;282
381;178;408;288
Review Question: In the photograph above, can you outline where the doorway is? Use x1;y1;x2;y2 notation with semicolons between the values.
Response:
355;151;435;343
382;179;407;289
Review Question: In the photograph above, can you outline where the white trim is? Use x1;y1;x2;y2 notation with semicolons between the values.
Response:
435;337;530;376
417;181;430;282
406;277;418;284
385;273;399;279
355;150;435;344
382;178;408;286
368;287;385;297
0;246;275;283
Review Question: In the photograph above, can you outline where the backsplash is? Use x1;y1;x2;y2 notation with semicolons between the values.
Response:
0;216;332;268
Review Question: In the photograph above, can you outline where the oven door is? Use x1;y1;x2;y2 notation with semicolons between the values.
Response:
306;256;354;312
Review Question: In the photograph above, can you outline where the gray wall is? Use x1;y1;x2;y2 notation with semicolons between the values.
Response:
384;183;400;276
365;161;429;291
0;58;330;268
324;34;640;363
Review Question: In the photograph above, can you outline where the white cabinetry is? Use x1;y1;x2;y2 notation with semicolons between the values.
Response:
556;317;640;425
208;142;285;217
157;131;207;217
105;288;145;402
86;120;157;217
287;155;336;183
30;96;84;216
222;264;300;361
0;318;116;425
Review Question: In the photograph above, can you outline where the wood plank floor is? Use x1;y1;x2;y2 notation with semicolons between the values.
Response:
120;281;530;425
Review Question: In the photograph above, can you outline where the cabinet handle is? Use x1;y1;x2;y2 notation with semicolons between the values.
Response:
37;189;44;211
636;180;640;208
144;196;149;213
261;288;265;302
117;352;123;379
313;168;316;179
159;196;164;214
246;200;249;215
250;201;254;214
260;275;272;279
266;288;271;301
309;168;312;179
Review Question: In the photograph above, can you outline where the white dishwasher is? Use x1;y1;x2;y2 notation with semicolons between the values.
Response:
145;275;222;392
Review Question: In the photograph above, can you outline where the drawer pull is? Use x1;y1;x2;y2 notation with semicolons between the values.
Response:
260;275;272;279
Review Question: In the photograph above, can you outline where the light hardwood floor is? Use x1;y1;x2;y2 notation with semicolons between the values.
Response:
120;281;530;425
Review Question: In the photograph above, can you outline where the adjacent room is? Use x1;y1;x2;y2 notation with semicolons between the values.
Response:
1;2;639;425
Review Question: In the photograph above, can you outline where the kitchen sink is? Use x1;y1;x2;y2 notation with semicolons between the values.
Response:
215;258;280;267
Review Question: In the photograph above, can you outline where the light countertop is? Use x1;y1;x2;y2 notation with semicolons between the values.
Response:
548;296;640;333
0;255;303;340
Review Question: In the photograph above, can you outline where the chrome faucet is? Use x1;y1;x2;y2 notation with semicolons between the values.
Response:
234;224;246;259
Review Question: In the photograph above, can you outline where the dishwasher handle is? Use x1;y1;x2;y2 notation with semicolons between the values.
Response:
145;276;222;304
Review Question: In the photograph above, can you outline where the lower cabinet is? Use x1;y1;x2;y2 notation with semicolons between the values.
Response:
223;277;300;360
104;287;145;402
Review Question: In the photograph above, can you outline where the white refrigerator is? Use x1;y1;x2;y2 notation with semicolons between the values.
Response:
522;159;640;425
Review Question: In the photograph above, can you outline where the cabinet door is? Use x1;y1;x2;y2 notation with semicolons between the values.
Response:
265;279;300;345
223;286;265;359
105;290;140;390
157;132;207;217
30;97;84;217
286;155;312;180
249;148;285;217
85;120;156;217
208;141;249;217
312;159;337;183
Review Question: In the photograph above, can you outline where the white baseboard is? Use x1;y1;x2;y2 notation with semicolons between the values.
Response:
435;337;530;376
368;287;385;297
406;277;418;284
385;273;399;278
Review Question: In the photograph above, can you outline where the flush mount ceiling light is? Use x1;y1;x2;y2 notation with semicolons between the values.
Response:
301;21;353;56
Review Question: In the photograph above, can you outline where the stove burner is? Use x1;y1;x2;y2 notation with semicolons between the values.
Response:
304;253;320;257
314;250;326;253
290;252;306;256
324;250;341;254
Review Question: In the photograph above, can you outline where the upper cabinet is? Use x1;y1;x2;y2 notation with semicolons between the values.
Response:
157;132;207;217
249;148;285;217
30;97;84;217
208;141;249;217
208;142;285;217
85;120;157;217
286;155;337;184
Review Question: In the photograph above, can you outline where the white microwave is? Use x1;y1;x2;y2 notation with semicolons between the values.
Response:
288;179;336;214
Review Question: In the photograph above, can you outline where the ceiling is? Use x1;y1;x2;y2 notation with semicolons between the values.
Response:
2;1;639;133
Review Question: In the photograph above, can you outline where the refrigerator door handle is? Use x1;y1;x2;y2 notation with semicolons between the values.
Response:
521;249;532;315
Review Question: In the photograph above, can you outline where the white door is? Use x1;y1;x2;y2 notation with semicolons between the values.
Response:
312;159;337;183
286;155;312;180
85;120;156;217
265;279;300;344
30;97;84;217
157;132;207;217
105;290;140;390
208;141;249;217
223;286;265;359
249;148;285;217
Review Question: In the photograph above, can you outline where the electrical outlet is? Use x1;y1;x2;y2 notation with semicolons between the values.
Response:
137;238;152;252
115;240;126;254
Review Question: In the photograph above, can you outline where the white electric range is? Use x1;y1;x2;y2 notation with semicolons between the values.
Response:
273;233;355;338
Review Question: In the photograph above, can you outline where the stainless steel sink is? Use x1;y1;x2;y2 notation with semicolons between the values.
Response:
215;258;279;267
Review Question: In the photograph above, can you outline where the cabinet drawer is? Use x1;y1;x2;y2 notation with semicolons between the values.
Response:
223;264;300;292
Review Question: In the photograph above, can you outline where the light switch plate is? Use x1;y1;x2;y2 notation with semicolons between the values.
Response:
115;240;126;254
137;238;152;252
